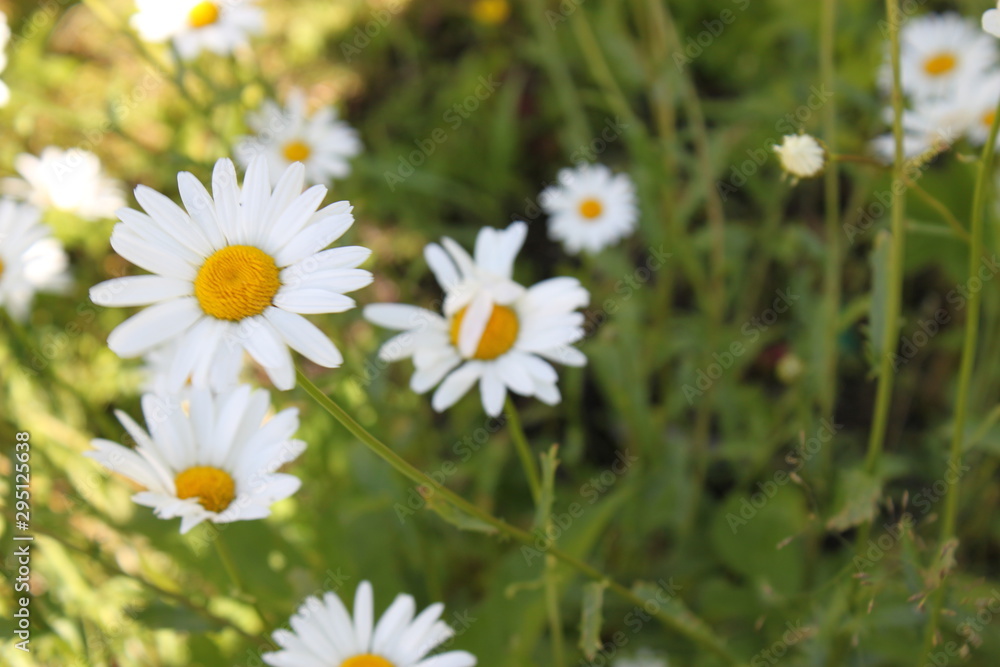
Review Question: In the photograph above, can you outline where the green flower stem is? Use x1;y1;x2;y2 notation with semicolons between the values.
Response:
214;533;270;628
505;396;542;503
296;369;740;664
919;84;1000;662
819;0;841;421
545;554;566;667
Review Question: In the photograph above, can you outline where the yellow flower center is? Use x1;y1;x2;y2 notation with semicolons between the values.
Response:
923;52;957;77
340;657;394;667
282;140;312;163
578;198;603;219
472;0;510;25
175;466;235;513
194;245;281;321
984;110;996;128
450;303;519;360
188;1;220;28
0;258;5;277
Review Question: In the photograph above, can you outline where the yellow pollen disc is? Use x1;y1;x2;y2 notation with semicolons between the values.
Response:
175;466;235;513
340;656;394;667
450;304;519;360
188;1;220;28
0;258;5;278
472;0;510;25
194;245;281;321
984;111;996;128
282;140;312;163
578;198;603;219
923;52;957;77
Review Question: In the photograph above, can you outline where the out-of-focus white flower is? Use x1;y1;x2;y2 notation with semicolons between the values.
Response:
0;198;70;321
131;0;263;60
870;101;969;162
539;163;638;255
983;3;1000;38
236;88;361;187
773;134;826;182
2;148;125;220
0;11;11;106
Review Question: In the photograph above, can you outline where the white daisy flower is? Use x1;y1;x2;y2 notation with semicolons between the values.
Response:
883;13;998;102
131;0;264;60
539;163;638;255
263;580;476;667
984;3;1000;39
959;72;1000;146
2;147;125;221
85;384;304;534
773;134;826;181
89;156;372;392
236;88;362;187
0;11;11;106
870;101;968;162
364;222;589;417
0;198;70;321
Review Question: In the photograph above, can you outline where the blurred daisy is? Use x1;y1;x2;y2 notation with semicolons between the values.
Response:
960;72;1000;145
263;580;476;667
472;0;510;25
0;198;70;321
870;101;968;162
236;88;361;187
131;0;264;60
884;13;997;102
2;148;125;221
86;385;303;534
364;222;589;417
773;134;825;182
540;164;637;255
0;11;10;106
985;3;1000;38
89;156;371;391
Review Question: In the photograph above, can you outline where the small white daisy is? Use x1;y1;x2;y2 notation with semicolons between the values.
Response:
984;3;1000;38
263;580;476;667
883;13;998;102
86;384;304;534
870;101;968;162
773;134;826;182
0;198;70;321
89;156;372;392
539;163;638;255
364;222;589;417
958;72;1000;146
0;11;10;106
2;147;125;221
236;88;362;187
131;0;264;60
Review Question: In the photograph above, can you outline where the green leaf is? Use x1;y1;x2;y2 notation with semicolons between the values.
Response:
579;582;607;660
826;468;881;533
867;230;892;373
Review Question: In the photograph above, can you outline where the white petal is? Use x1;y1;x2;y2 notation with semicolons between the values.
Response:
107;298;203;358
264;307;343;368
432;362;483;412
480;367;507;416
90;276;191;307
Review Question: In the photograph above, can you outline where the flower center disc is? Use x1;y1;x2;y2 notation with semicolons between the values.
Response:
340;656;394;667
175;466;235;513
194;245;281;321
984;111;996;129
578;198;603;219
188;1;220;28
282;140;312;162
450;304;519;360
472;0;511;25
923;52;957;77
0;258;5;278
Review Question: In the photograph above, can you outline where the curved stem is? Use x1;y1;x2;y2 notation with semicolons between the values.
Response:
919;88;1000;661
505;397;542;503
296;369;739;664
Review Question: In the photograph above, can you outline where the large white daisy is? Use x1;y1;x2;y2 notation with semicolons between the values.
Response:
85;384;304;534
2;147;125;221
539;163;637;255
263;581;476;667
364;222;589;417
0;198;70;321
236;88;362;187
883;13;998;103
89;156;372;392
131;0;264;60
